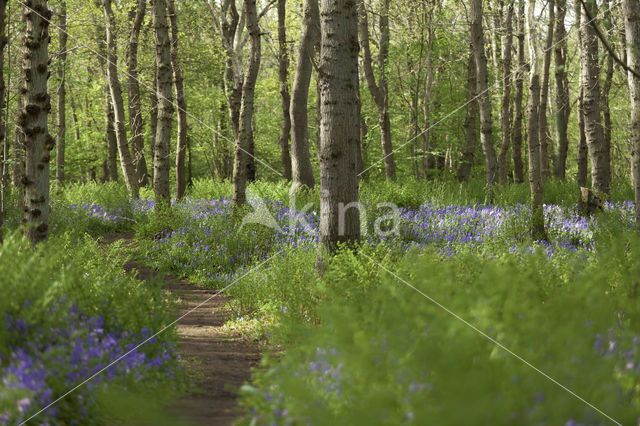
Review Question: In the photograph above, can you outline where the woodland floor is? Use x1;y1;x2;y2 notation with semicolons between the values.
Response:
102;233;262;426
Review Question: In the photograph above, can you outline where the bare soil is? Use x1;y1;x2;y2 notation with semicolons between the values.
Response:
102;233;262;426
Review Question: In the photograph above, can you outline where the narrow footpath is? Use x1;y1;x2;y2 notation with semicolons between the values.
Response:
104;233;262;426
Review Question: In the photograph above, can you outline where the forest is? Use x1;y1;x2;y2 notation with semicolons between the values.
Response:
0;0;639;424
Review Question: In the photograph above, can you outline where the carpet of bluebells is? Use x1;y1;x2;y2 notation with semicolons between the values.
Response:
3;179;638;425
1;302;176;425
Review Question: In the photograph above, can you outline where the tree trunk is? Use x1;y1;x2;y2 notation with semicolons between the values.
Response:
539;0;554;180
127;0;148;187
152;0;174;207
277;0;292;181
233;0;261;206
12;96;26;189
580;0;610;197
512;0;525;183
167;0;188;199
318;0;361;253
457;50;478;182
601;0;614;181
149;67;158;184
289;0;318;192
103;0;139;199
0;0;7;242
526;0;546;241
575;1;588;187
55;1;66;188
21;0;53;244
470;0;498;186
497;1;514;185
623;0;640;225
358;0;396;180
553;0;570;179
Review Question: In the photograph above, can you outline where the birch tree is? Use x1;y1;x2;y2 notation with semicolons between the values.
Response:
623;0;640;224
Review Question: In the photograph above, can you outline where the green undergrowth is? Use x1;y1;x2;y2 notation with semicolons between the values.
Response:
237;231;640;425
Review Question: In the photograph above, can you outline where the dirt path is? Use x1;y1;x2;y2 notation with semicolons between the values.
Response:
103;233;262;426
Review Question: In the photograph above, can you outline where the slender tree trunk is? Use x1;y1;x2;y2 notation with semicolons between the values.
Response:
358;0;396;180
21;0;53;244
277;0;292;181
0;0;7;241
554;0;570;179
575;1;588;187
149;67;158;184
167;0;188;199
127;0;148;187
233;0;261;206
12;96;26;189
289;0;318;192
470;0;498;186
623;0;640;225
103;90;118;181
152;0;174;207
512;0;525;183
318;0;361;253
601;0;614;180
498;1;514;185
55;1;66;188
580;0;610;196
526;0;546;241
103;0;139;199
457;50;478;182
539;0;554;180
359;114;368;178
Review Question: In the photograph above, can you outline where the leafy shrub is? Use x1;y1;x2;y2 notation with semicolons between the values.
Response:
0;232;181;424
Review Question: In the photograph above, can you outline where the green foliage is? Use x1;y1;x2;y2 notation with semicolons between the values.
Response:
0;231;182;423
240;236;640;425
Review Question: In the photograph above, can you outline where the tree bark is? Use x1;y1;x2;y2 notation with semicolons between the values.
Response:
539;0;554;180
233;0;261;206
152;0;174;207
55;1;66;188
103;0;139;199
497;0;514;185
149;66;158;184
318;0;360;256
553;0;570;179
289;0;318;192
127;0;148;187
623;0;640;225
470;0;498;186
457;50;478;183
601;0;614;181
526;0;546;241
0;0;7;241
277;0;292;181
21;0;53;244
575;0;588;187
358;0;396;180
512;0;525;183
580;0;610;197
167;0;188;199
